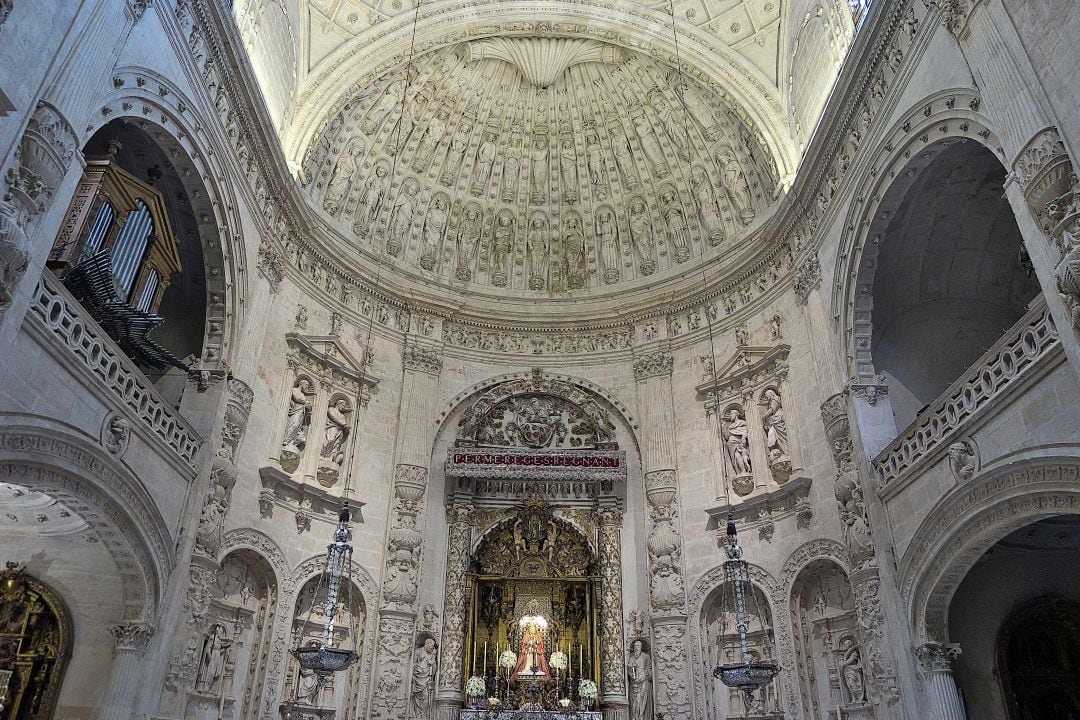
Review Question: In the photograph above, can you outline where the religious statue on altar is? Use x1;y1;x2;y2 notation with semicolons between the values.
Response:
511;604;552;680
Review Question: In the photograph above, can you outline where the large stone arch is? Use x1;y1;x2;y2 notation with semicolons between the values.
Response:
83;68;248;369
832;88;1008;382
0;415;174;621
899;456;1080;645
286;2;794;181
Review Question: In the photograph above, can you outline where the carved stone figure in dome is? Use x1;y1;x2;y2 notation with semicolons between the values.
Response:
440;122;473;186
323;141;362;216
388;90;423;156
500;147;521;201
470;131;498;196
660;190;691;263
611;129;640;189
527;215;550;291
560;137;579;203
586;133;606;191
355;164;389;234
320;398;352;467
411;109;447;171
690;165;725;246
387;183;417;257
561;217;586;291
419;195;448;271
361;78;405;135
628;198;657;276
492;212;515;287
716;144;756;225
281;377;314;454
530;137;549;203
455;206;484;282
596;207;620;284
675;81;720;139
633;114;668;177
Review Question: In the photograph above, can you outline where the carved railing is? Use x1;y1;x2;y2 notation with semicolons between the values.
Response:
24;272;202;469
875;298;1060;489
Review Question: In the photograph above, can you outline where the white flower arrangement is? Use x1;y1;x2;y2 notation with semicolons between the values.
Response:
549;651;568;670
578;679;598;699
465;676;486;697
499;649;517;669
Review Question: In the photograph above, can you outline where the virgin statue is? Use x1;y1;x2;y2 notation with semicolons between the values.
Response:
512;615;551;680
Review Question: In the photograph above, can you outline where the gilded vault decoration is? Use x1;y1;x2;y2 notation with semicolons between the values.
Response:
302;44;776;296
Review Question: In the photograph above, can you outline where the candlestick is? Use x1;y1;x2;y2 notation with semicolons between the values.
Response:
483;640;487;676
579;644;583;675
568;643;572;678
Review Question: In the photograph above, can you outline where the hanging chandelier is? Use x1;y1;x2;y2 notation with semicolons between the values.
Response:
712;513;779;702
291;501;360;673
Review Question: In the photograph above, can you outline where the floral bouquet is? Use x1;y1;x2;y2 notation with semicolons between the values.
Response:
499;649;517;669
549;651;568;671
578;679;598;699
465;676;487;697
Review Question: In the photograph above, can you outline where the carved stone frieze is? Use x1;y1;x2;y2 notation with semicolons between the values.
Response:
402;341;443;376
257;239;285;292
792;252;821;304
443;322;632;355
705;475;813;537
369;613;417;720
632;350;673;381
696;344;790;407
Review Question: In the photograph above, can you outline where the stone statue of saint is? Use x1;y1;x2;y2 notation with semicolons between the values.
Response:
839;637;867;705
530;137;549;203
563;217;586;290
634;115;667;176
762;388;789;463
527;215;549;291
722;408;752;475
282;378;314;453
356;164;390;234
560;138;579;203
716;145;756;225
388;185;417;257
296;640;325;704
492;212;514;287
420;196;448;271
455;206;483;282
690;165;725;246
628;198;657;275
320;398;352;466
410;637;438;719
323;143;361;216
626;639;653;720
500;149;521;202
596;208;620;284
661;191;691;263
195;624;230;694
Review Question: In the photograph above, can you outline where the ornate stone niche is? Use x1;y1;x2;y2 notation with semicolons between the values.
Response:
260;333;377;530
705;475;813;544
697;345;796;498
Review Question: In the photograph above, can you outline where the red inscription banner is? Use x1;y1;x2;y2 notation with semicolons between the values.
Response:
451;452;621;469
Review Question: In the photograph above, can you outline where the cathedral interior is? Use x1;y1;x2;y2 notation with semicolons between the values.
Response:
1;0;1080;719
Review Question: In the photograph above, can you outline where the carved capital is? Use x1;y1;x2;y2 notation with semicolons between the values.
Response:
915;642;961;673
110;622;155;653
644;469;678;508
402;341;443;376
633;350;674;381
936;0;983;36
792;253;821;304
849;375;889;406
820;391;854;474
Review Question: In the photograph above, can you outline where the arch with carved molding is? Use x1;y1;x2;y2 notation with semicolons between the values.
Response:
899;456;1080;645
0;415;174;622
285;2;794;181
687;560;795;720
84;68;248;369
831;88;1008;382
219;527;290;584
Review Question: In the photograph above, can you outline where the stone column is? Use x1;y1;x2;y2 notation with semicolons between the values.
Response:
915;643;965;720
369;340;444;720
99;623;155;720
434;502;473;720
632;348;691;719
597;506;628;720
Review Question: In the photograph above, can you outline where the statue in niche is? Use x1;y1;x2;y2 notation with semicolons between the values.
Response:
419;195;448;271
586;133;606;192
412;109;447;172
500;146;521;201
296;640;326;703
626;639;654;720
387;183;417;257
530;137;549;203
564;217;587;290
665;120;691;162
596;208;620;284
716;145;756;225
320;398;353;467
628;198;657;275
471;131;498;195
388;90;423;156
690;166;725;246
633;114;667;177
761;389;789;464
355;164;390;234
455;205;483;282
838;637;867;705
361;77;405;135
721;407;752;475
527;215;549;291
560;138;579;203
512;607;551;680
491;212;515;287
410;637;438;719
611;129;640;189
660;190;691;263
323;141;362;216
440;122;473;186
282;378;314;454
675;81;720;139
195;624;231;694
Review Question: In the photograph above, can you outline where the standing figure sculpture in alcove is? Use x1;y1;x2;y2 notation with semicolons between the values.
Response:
564;217;587;290
661;190;691;263
527;215;549;291
634;114;667;177
355;164;390;235
501;144;521;201
690;166;725;247
387;183;418;257
839;636;867;705
561;137;579;203
282;378;314;455
195;624;230;695
627;639;653;720
323;141;362;216
420;195;448;271
491;211;514;287
440;122;472;186
321;398;352;468
455;205;483;282
716;145;756;226
628;197;657;275
471;132;498;196
762;388;790;471
722;408;752;475
410;637;438;719
530;137;549;203
596;208;620;284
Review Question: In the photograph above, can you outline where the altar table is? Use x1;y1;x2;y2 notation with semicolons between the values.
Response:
459;711;603;719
